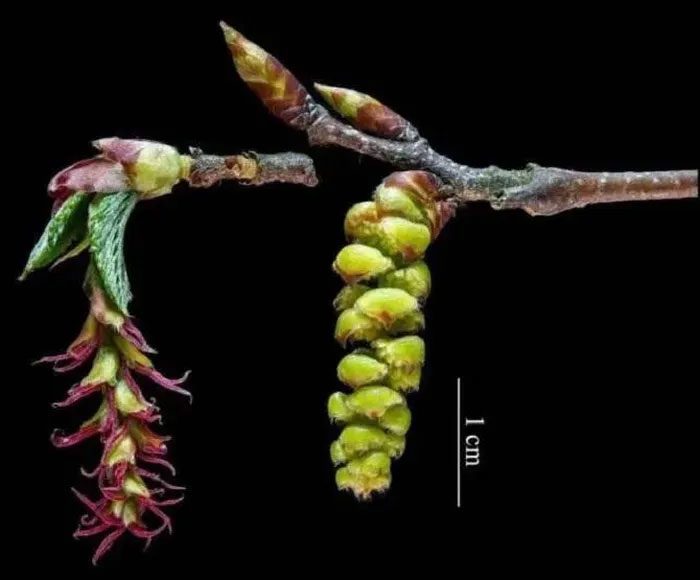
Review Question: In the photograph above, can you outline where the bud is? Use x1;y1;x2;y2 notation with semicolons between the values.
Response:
337;352;388;388
68;315;100;358
113;334;153;369
114;379;150;416
122;471;150;497
88;277;126;330
345;386;406;419
327;392;353;423
129;421;169;456
377;216;431;262
354;288;419;328
80;346;120;387
387;366;422;392
334;308;384;346
221;22;311;129
337;425;405;459
48;158;130;204
333;244;394;283
378;261;431;301
388;310;425;335
333;284;370;311
344;201;379;241
374;182;427;224
380;171;447;238
336;451;392;498
105;432;137;466
330;440;348;465
111;498;139;527
94;138;189;199
314;84;417;141
379;405;412;436
373;336;425;370
353;451;392;479
382;171;442;206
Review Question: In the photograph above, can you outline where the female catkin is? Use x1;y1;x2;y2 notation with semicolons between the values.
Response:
328;170;454;498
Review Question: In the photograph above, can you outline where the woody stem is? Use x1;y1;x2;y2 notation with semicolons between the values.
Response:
187;150;317;188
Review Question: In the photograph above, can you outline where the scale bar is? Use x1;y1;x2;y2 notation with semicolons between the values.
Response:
457;376;461;508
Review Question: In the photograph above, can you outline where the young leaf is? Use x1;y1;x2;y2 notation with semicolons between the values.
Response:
21;192;90;279
88;192;138;314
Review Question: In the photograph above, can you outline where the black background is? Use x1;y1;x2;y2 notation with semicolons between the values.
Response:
4;3;697;574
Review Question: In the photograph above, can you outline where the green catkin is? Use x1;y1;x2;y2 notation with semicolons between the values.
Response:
329;171;445;499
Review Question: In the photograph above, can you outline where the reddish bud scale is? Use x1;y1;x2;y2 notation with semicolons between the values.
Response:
42;264;190;564
378;170;453;240
382;171;443;205
315;84;417;141
356;102;408;140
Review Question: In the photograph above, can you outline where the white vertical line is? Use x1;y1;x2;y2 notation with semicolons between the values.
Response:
457;377;461;508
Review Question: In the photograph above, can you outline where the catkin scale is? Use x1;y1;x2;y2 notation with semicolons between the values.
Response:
329;170;443;499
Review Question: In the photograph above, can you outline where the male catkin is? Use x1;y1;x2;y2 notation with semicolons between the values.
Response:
328;170;454;498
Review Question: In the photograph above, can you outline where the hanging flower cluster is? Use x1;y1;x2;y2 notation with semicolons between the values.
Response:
46;270;188;563
328;171;454;498
24;138;192;564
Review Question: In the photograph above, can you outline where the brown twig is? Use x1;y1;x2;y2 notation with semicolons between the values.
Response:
221;23;697;216
187;149;318;188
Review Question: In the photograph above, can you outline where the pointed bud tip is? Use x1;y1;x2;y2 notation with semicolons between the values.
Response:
219;21;239;43
313;83;335;97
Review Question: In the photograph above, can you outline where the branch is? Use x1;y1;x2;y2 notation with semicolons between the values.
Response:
187;149;318;188
221;23;697;216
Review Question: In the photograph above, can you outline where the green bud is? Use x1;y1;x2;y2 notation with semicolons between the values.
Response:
330;440;348;465
335;466;353;488
378;217;431;262
338;425;384;455
81;346;120;387
327;392;353;423
337;425;405;460
374;184;427;224
379;261;431;301
129;141;186;198
354;288;419;329
373;336;425;369
345;386;406;419
337;452;393;499
379;405;412;436
114;379;149;415
106;433;137;466
334;308;384;346
122;472;150;497
386;432;406;458
335;465;391;500
337;353;388;389
111;498;139;527
388;310;426;334
344;201;379;241
347;451;392;479
333;284;370;311
387;366;422;392
333;244;394;283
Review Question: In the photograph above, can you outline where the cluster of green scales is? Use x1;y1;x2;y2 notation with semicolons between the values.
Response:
327;170;450;498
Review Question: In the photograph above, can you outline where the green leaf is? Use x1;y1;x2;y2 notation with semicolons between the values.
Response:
88;191;139;314
21;192;90;279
